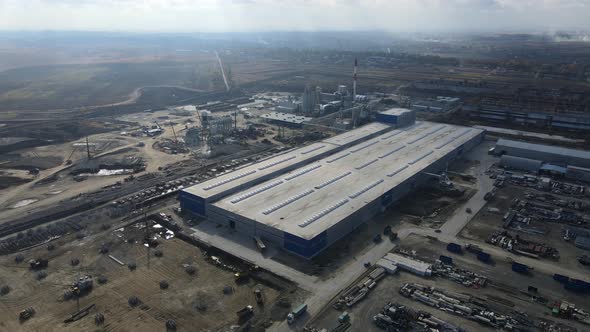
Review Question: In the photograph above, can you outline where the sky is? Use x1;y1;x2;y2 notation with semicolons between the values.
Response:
0;0;589;32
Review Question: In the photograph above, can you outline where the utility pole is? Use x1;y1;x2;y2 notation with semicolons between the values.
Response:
144;207;150;270
85;137;91;160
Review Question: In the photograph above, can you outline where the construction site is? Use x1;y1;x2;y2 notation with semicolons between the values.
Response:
2;30;590;332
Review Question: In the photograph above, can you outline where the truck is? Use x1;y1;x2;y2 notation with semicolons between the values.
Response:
338;311;350;323
236;305;253;318
29;258;48;270
446;243;463;254
19;307;35;321
477;252;492;263
234;272;250;283
287;303;307;325
253;289;263;305
72;275;93;296
439;255;453;265
512;262;532;274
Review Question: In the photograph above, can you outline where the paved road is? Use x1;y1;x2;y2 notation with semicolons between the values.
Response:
439;148;496;235
215;51;231;92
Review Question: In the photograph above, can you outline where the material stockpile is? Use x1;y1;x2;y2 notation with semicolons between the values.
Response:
433;261;487;289
399;283;533;330
333;267;386;309
373;302;465;332
487;231;560;259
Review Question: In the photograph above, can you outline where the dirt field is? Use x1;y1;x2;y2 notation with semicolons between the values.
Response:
0;224;282;331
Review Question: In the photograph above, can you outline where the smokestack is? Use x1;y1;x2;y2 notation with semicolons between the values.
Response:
353;57;358;103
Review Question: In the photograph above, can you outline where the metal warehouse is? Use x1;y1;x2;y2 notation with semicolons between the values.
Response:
495;139;590;168
180;113;484;259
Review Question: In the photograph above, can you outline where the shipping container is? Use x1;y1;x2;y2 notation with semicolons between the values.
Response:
477;252;491;263
447;243;463;254
512;262;530;274
553;274;569;284
439;255;453;265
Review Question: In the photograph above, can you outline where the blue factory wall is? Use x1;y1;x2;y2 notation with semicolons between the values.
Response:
375;112;397;125
179;191;207;216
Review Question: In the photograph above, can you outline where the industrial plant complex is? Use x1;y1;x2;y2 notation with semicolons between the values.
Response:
4;30;590;332
180;110;484;258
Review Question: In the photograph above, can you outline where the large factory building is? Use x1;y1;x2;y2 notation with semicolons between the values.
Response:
180;109;485;258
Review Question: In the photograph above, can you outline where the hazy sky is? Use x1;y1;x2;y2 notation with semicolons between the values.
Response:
0;0;589;32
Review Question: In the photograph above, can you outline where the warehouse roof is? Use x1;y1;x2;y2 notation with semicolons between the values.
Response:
496;139;590;160
378;108;414;116
260;112;312;124
500;155;542;172
213;121;483;239
182;122;392;200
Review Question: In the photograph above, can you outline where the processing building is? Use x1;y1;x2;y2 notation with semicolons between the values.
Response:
495;139;590;181
180;109;485;258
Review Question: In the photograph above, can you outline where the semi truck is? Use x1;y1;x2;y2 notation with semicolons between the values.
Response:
236;305;253;318
254;289;263;305
446;243;463;254
287;303;307;324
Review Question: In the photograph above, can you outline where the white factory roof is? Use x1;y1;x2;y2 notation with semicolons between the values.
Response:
182;122;392;200
260;112;312;124
496;138;590;160
322;122;391;146
213;121;483;239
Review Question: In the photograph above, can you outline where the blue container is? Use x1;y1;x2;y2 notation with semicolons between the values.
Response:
553;274;569;284
564;282;586;293
447;243;463;254
439;255;453;265
512;262;529;273
477;252;491;263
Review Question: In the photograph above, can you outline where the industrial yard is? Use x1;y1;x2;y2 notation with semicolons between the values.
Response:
2;25;590;332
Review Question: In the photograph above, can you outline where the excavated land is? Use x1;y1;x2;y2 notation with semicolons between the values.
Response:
0;223;290;331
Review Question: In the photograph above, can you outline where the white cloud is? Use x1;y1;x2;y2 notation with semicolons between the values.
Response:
0;0;589;31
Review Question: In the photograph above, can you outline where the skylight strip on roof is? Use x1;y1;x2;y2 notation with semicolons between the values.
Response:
408;151;434;165
379;145;406;158
261;189;315;215
298;199;349;228
407;125;446;144
387;165;409;177
258;155;296;170
355;158;379;170
284;164;322;181
301;145;326;155
380;131;403;140
203;170;257;191
435;138;455;149
349;179;384;199
326;153;350;163
453;129;472;139
230;180;284;204
315;171;352;189
349;140;379;153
